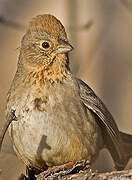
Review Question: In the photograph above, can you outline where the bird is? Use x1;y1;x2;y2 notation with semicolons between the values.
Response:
6;14;132;179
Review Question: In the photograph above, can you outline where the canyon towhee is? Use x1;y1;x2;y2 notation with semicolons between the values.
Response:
6;14;132;179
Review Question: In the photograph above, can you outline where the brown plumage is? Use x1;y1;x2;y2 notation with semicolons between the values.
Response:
6;14;132;179
28;15;67;40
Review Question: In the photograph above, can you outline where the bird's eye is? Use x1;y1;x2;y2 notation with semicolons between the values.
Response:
41;41;50;49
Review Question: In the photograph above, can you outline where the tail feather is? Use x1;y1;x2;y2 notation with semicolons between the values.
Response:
108;131;132;170
120;131;132;160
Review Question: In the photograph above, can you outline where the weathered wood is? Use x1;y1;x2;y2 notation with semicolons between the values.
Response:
36;169;132;180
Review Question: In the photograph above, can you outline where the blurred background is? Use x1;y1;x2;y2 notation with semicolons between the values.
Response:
0;0;132;179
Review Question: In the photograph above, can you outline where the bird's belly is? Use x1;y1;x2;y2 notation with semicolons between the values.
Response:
9;94;103;170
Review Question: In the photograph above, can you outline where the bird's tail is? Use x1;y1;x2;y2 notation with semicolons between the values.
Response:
120;131;132;162
113;131;132;170
109;131;132;171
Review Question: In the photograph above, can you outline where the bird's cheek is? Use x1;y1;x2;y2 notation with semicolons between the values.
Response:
54;53;66;60
50;50;59;59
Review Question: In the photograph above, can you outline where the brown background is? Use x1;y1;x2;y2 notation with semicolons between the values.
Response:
0;0;132;179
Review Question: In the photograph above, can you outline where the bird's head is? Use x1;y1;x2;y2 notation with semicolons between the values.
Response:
20;14;73;71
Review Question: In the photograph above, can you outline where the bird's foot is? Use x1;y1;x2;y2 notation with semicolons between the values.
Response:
26;166;37;180
17;173;29;180
18;166;37;180
40;160;90;178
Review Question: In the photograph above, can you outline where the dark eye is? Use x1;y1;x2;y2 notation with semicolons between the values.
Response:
41;41;50;49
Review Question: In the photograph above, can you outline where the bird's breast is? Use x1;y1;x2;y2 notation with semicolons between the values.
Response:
8;79;103;169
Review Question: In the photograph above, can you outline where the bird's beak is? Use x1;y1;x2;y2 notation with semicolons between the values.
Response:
55;39;73;54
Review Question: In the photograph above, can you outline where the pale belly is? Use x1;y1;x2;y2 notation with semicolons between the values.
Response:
8;84;103;170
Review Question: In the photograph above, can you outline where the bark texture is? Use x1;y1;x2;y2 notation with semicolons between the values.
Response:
36;169;132;180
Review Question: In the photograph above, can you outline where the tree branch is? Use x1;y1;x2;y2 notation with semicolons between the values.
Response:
36;169;132;180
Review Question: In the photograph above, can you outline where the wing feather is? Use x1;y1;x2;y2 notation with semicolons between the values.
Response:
77;78;127;169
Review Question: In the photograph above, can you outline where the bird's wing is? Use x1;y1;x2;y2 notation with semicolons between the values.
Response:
77;78;127;170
